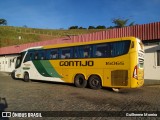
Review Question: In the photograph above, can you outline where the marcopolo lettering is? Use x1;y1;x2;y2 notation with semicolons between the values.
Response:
60;61;94;66
106;61;124;65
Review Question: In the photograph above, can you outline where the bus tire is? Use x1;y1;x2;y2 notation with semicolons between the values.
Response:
11;71;16;80
24;72;30;82
74;74;87;88
88;75;102;90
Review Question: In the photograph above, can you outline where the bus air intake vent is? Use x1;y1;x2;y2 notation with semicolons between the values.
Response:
111;70;128;86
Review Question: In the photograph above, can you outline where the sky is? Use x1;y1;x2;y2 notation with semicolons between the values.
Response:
0;0;160;29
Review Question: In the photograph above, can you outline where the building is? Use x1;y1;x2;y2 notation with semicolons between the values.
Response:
0;22;160;83
0;54;18;72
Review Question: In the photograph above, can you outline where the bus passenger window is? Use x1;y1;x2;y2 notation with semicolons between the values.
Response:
61;48;72;59
74;46;84;58
96;51;102;57
50;49;58;59
83;46;92;58
40;52;44;60
109;40;131;57
50;52;53;59
84;52;89;58
61;54;66;59
23;52;33;63
29;53;33;60
94;44;107;57
34;52;39;60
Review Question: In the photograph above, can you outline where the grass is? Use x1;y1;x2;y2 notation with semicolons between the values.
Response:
0;26;103;47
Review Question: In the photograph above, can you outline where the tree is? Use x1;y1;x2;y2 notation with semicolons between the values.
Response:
129;22;135;26
112;18;134;28
88;26;95;29
0;19;7;25
79;26;86;29
69;26;78;29
96;25;106;29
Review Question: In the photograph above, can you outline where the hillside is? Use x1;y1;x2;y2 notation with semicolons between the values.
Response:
0;26;102;47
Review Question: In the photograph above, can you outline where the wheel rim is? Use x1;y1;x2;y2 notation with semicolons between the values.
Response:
91;78;99;87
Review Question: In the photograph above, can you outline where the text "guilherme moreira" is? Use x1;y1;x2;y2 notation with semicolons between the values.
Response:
126;112;157;117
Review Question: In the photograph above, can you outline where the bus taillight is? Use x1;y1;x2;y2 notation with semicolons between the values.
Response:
133;65;138;80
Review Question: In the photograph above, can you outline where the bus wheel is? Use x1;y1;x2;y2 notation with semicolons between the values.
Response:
24;72;30;82
11;71;16;80
74;74;87;88
88;75;102;89
112;88;120;92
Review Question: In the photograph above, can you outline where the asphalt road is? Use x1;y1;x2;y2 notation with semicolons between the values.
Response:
0;72;160;120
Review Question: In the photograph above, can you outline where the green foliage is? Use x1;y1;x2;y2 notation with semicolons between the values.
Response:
0;19;7;25
112;18;128;28
79;27;86;29
88;26;95;29
112;18;135;28
0;26;101;47
69;26;79;29
129;22;135;26
69;25;107;30
96;25;106;29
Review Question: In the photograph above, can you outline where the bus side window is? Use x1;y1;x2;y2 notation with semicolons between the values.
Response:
50;49;58;59
60;47;72;59
34;52;39;60
109;41;131;57
74;47;78;58
94;44;107;57
29;52;33;60
74;46;84;58
45;49;51;60
83;45;92;58
23;52;33;63
39;50;45;60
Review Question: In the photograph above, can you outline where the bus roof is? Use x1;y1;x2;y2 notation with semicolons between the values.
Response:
19;37;138;52
21;46;42;52
43;37;138;49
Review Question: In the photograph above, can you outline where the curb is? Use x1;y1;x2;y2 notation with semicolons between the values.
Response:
144;79;160;86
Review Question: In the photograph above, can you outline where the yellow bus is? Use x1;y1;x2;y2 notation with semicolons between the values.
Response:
12;37;144;91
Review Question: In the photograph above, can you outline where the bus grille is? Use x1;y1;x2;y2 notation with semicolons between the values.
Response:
111;70;128;86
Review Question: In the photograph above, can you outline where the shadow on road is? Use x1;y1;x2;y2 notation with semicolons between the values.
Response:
0;97;9;120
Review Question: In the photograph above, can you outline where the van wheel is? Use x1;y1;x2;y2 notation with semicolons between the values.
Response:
24;72;30;82
74;74;87;88
88;75;102;89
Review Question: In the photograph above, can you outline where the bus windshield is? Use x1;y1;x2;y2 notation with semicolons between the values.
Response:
15;52;26;69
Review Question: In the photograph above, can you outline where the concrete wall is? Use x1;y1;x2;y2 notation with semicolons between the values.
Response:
144;44;160;80
0;55;17;72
